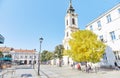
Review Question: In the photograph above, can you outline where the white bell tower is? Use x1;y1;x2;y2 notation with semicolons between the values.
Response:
63;0;79;50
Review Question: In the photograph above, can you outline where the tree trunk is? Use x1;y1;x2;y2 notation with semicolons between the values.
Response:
59;58;62;67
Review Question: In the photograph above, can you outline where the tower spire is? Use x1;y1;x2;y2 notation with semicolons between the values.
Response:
67;0;75;13
70;0;72;4
70;0;72;7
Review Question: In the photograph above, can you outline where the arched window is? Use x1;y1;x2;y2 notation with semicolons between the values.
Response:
67;46;69;50
66;32;69;37
72;18;75;25
66;20;68;25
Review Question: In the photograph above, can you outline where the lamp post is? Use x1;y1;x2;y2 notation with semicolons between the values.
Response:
33;49;36;69
33;53;35;69
38;37;43;76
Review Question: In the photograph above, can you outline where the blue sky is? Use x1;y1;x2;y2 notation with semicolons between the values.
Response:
0;0;119;52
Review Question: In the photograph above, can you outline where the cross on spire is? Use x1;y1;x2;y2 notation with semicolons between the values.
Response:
70;0;72;4
70;0;72;6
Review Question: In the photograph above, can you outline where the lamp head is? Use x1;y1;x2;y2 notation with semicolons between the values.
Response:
39;37;43;43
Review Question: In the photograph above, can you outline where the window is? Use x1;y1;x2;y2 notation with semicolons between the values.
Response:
103;53;107;60
29;56;32;58
115;56;117;60
66;20;68;25
66;32;69;37
110;31;116;40
20;56;23;58
67;46;69;50
97;21;101;27
118;8;120;14
99;35;103;42
90;25;93;30
119;56;120;60
106;14;112;23
25;56;27;58
114;51;120;60
72;18;75;25
15;55;18;59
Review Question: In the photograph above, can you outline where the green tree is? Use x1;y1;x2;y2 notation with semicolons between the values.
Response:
0;51;3;58
41;50;53;63
46;52;53;61
41;50;47;62
68;30;106;63
54;44;64;67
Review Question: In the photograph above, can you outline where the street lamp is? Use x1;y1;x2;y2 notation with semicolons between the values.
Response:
38;37;43;76
33;49;36;69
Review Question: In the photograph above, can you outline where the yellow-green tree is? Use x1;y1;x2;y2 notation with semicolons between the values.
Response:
68;30;106;63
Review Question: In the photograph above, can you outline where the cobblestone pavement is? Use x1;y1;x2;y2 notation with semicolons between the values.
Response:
38;65;120;78
0;65;39;78
1;65;120;78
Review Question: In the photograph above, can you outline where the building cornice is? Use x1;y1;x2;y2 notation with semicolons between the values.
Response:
0;47;36;53
86;3;120;27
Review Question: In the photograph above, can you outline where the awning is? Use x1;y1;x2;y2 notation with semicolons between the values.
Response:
0;57;12;61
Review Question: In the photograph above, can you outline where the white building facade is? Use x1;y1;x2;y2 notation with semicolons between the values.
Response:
86;3;120;67
0;47;38;65
62;1;79;65
11;49;38;65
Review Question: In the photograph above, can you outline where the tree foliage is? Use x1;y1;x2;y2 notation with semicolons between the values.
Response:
68;30;106;63
54;44;64;59
0;51;3;58
54;44;64;67
41;50;53;62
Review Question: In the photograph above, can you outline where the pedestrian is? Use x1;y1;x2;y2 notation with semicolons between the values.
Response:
77;63;81;70
87;64;91;73
68;61;69;65
71;62;75;69
85;64;88;72
85;64;91;73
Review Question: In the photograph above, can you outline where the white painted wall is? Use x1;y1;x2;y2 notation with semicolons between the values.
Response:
86;3;120;67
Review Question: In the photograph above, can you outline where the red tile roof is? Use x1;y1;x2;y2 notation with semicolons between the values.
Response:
0;47;11;52
0;47;35;53
14;49;35;53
